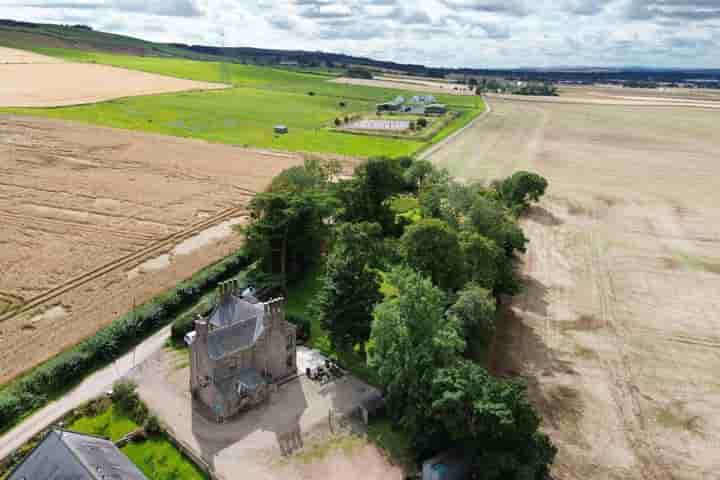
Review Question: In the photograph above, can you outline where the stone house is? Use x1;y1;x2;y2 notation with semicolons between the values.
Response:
185;279;297;421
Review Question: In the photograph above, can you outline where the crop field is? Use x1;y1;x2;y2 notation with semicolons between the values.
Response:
0;115;304;383
331;75;475;95
0;47;225;107
429;95;720;479
0;48;483;158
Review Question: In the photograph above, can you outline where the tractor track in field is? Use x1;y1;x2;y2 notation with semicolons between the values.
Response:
0;211;158;242
0;205;249;324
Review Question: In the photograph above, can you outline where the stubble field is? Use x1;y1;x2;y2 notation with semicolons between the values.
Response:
0;115;304;383
0;47;225;107
429;95;720;479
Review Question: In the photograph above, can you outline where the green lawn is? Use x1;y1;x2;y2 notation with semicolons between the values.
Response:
67;404;139;442
122;435;208;479
67;403;206;479
1;48;484;158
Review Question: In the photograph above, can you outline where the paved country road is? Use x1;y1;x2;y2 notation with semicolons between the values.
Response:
0;325;171;461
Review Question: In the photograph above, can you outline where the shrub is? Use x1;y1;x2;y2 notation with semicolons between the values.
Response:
308;91;315;96
112;379;139;413
143;414;162;436
409;121;416;131
334;117;342;127
417;117;428;128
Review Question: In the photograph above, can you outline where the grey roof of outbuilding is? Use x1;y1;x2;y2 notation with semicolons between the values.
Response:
8;430;148;480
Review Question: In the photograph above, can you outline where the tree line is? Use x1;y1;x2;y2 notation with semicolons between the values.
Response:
244;156;555;479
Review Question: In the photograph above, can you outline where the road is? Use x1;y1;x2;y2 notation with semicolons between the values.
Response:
0;325;171;461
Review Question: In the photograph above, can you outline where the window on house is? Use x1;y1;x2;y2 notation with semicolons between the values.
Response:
287;334;294;349
287;354;293;368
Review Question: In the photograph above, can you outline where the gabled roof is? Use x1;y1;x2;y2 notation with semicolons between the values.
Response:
8;430;148;480
208;294;264;329
207;315;265;360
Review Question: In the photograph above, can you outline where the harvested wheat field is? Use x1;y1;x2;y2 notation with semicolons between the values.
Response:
0;46;225;107
429;97;720;479
330;76;474;95
0;116;304;383
488;86;720;109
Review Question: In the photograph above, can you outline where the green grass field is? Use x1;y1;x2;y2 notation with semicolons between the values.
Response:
1;48;484;157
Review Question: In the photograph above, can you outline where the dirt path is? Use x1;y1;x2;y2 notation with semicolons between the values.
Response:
428;97;720;479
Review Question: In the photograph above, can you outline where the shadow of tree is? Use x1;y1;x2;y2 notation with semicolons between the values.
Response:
526;205;563;226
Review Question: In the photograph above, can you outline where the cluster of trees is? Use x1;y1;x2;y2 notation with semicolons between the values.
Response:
477;78;558;96
245;155;554;478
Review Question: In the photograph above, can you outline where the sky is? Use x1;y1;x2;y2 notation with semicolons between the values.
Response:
2;0;719;68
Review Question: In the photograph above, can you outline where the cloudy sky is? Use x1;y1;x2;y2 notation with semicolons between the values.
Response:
2;0;719;68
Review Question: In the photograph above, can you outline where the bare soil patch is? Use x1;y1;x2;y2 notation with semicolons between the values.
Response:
0;116;304;383
0;47;225;107
429;98;720;479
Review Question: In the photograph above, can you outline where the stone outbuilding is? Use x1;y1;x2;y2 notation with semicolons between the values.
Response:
186;279;297;421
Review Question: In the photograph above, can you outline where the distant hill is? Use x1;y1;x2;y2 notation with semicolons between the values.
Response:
1;19;719;85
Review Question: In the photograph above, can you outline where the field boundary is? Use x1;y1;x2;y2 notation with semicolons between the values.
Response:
417;96;491;160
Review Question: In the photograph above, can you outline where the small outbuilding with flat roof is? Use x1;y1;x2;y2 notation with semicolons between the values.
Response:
274;125;289;134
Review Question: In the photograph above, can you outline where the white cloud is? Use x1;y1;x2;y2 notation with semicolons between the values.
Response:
0;0;718;67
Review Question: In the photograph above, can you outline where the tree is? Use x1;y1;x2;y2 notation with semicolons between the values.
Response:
316;222;383;350
368;267;464;434
467;196;527;257
245;160;338;282
430;360;557;479
459;232;501;290
336;157;407;235
400;219;463;291
496;171;548;212
447;282;496;347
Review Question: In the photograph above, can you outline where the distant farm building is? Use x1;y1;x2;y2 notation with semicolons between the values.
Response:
274;125;288;134
425;104;447;115
410;95;437;105
377;96;405;112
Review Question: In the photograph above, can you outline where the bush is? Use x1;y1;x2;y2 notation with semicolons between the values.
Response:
143;414;162;436
112;379;139;413
0;249;251;433
334;117;342;127
417;117;428;128
308;91;315;96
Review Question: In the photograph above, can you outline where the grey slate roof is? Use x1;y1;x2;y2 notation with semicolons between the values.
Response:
206;295;266;360
8;430;148;480
208;294;264;329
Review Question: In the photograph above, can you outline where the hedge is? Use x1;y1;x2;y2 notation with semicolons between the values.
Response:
286;312;311;344
0;249;251;433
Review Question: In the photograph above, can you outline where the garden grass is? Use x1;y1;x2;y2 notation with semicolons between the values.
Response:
122;435;208;479
67;404;139;442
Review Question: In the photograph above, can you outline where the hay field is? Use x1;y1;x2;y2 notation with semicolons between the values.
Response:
429;97;720;479
0;116;304;383
0;47;225;107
